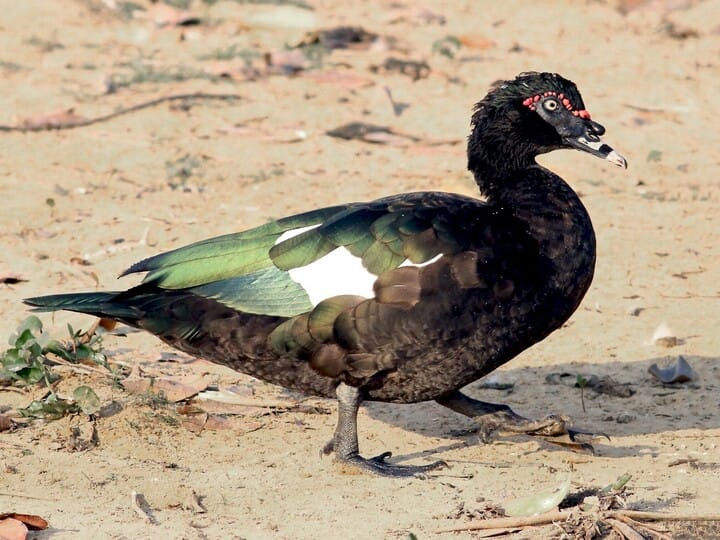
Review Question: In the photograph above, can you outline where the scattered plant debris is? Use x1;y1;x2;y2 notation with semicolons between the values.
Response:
661;21;700;40
651;322;683;347
326;122;460;146
545;372;635;398
326;122;418;144
369;57;431;81
296;26;380;51
440;473;720;538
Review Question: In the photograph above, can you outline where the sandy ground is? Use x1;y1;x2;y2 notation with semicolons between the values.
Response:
1;0;720;538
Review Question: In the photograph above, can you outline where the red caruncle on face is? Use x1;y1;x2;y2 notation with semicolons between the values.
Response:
522;91;591;119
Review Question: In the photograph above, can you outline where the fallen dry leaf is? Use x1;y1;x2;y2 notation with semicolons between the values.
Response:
122;374;208;402
153;376;208;402
370;58;431;81
19;109;87;130
458;35;496;49
326;122;417;144
0;514;48;531
0;272;27;284
70;256;93;266
0;414;16;432
297;26;379;50
264;49;308;73
0;518;27;540
181;410;209;434
178;405;265;434
203;415;233;430
121;377;151;395
303;70;375;89
651;322;683;347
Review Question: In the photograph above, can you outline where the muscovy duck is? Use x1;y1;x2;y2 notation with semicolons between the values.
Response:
26;72;626;477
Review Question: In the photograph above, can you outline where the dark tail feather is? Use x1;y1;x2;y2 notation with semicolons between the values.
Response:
24;292;137;320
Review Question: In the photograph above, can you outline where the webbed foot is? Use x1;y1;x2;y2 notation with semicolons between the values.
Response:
436;390;606;450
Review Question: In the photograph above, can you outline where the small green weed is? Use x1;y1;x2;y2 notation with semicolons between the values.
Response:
198;44;261;62
432;36;461;58
1;316;107;420
108;59;220;90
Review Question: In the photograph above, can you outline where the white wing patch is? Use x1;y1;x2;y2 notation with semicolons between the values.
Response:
288;246;376;305
400;253;442;268
275;227;443;306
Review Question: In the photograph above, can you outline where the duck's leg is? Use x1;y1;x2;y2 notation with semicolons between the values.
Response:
323;383;447;477
436;390;583;442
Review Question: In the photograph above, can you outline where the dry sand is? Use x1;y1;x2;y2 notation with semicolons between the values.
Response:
1;1;719;538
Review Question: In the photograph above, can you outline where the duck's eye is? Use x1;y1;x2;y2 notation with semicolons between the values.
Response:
543;98;559;112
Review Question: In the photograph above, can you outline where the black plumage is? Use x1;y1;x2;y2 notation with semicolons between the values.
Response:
25;72;626;476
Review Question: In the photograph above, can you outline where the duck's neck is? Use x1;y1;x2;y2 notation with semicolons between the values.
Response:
470;151;597;297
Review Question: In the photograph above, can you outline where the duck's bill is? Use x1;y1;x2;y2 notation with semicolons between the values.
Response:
567;136;628;168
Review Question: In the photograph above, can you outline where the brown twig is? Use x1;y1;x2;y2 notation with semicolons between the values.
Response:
668;457;698;467
607;517;646;540
0;491;55;501
614;513;672;540
435;510;570;532
616;510;720;522
436;509;720;534
45;354;108;377
0;93;243;133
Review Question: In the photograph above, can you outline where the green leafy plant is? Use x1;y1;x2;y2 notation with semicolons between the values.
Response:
18;386;101;420
1;316;53;386
49;323;108;368
1;316;107;420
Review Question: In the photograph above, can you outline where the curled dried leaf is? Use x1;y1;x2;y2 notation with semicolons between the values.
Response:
504;477;571;517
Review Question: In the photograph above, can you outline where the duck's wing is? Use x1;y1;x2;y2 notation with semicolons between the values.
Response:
124;192;528;320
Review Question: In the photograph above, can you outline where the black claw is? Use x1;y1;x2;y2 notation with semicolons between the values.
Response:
369;451;393;463
568;427;611;443
340;453;448;477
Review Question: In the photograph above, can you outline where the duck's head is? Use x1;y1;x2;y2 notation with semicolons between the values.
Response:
468;72;627;184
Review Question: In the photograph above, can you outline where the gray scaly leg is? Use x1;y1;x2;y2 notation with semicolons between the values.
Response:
323;383;447;477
